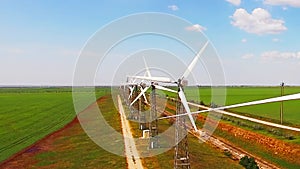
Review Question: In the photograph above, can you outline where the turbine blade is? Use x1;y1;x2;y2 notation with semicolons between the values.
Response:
128;75;172;83
128;86;135;99
182;41;209;80
140;86;149;104
130;86;150;106
143;57;152;77
178;87;198;131
154;85;177;93
208;93;300;112
159;93;300;131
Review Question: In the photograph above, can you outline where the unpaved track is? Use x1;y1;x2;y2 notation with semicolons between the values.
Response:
117;95;144;169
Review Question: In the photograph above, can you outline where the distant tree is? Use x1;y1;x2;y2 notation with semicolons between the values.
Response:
239;156;249;167
239;156;259;169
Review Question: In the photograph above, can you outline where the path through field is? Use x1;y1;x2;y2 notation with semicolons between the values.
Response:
117;95;144;169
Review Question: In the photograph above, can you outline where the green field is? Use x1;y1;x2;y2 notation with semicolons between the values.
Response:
0;87;110;162
164;86;300;125
1;86;300;167
162;86;300;168
32;93;126;168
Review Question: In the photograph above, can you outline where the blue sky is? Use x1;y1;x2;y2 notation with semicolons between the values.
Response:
1;0;300;86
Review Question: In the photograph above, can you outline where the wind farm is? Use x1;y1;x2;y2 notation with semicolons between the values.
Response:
1;1;300;169
119;41;300;169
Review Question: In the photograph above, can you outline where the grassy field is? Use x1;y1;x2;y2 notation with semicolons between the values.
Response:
161;86;300;168
164;86;300;125
32;94;126;168
0;87;110;162
1;86;300;168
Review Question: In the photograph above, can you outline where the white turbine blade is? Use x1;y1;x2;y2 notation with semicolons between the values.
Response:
210;93;300;111
140;86;149;104
159;93;300;132
178;87;198;131
130;86;150;106
143;57;152;77
129;75;172;83
126;82;137;85
165;93;300;117
154;85;177;93
128;86;135;99
182;41;209;79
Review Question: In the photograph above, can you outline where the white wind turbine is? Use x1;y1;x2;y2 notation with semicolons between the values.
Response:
125;41;300;132
128;41;210;132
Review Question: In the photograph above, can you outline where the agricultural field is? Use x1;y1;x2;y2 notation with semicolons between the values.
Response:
1;86;300;169
162;86;300;168
1;92;126;168
0;87;110;162
165;86;300;125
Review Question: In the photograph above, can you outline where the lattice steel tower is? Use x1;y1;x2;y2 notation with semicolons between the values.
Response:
149;84;159;149
174;86;190;169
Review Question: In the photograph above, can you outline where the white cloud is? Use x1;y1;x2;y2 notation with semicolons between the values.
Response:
168;5;179;11
226;0;241;6
241;38;247;43
272;38;280;42
242;53;254;59
231;8;287;35
264;0;300;7
261;51;300;60
185;24;207;32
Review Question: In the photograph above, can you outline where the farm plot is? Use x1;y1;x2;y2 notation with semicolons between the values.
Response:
0;87;109;162
1;94;126;168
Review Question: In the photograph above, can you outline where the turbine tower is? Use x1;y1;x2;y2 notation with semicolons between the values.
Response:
149;83;159;148
174;82;190;168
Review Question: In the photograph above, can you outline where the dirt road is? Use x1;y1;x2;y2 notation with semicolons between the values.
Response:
117;95;144;169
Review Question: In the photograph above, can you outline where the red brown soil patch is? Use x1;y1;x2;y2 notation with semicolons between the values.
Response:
215;121;300;165
0;96;108;169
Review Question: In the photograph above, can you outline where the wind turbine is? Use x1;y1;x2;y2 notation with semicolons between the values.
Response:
128;41;209;132
126;39;300;132
124;41;209;168
126;74;149;105
123;41;300;169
